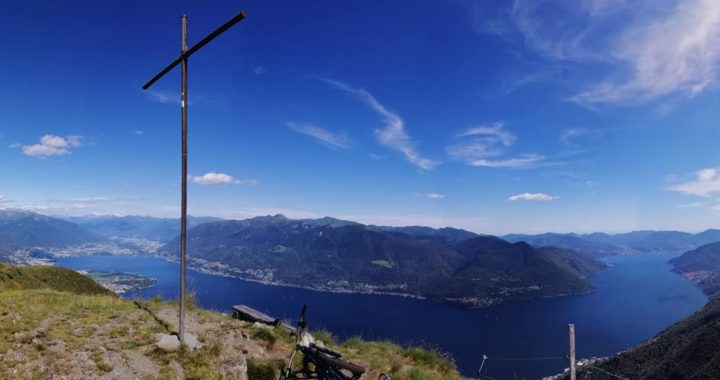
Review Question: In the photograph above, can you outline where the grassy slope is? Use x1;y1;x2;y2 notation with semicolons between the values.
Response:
0;264;112;295
0;265;463;379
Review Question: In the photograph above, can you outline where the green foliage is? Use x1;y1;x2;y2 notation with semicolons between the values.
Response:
247;359;282;380
310;329;337;346
251;328;277;349
0;267;464;379
0;264;112;296
91;350;113;373
336;337;462;380
157;217;606;307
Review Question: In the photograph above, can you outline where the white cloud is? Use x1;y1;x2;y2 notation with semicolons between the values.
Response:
427;193;445;199
287;122;351;150
560;127;603;145
507;192;558;201
507;0;624;62
322;78;438;170
0;195;12;204
9;195;150;217
475;0;720;106
46;196;143;204
670;168;720;197
471;153;545;169
20;134;83;157
678;201;710;208
572;0;720;105
190;172;258;186
446;123;545;169
457;122;517;145
145;90;180;105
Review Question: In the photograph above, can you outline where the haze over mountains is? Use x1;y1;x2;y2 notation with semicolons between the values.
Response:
65;215;222;242
504;229;720;256
0;209;106;250
0;210;607;307
3;208;720;308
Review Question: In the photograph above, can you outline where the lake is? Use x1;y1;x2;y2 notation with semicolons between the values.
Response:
55;252;707;379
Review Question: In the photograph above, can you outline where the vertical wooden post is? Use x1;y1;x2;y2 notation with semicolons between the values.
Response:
141;9;246;344
179;14;188;343
569;323;576;380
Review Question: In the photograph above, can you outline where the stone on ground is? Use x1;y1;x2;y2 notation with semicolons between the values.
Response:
155;333;181;352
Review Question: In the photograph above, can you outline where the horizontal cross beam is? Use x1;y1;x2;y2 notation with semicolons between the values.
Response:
142;10;247;90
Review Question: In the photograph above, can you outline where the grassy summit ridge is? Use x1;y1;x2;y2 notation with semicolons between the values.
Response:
0;264;112;295
0;264;463;379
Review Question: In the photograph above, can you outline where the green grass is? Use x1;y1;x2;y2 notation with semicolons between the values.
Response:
250;328;277;349
247;358;283;380
0;264;464;379
339;337;462;380
91;349;113;373
0;264;112;295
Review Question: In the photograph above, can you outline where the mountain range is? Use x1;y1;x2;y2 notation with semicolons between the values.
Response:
0;209;105;251
65;214;222;242
7;209;720;308
670;242;720;296
504;229;720;256
156;214;607;307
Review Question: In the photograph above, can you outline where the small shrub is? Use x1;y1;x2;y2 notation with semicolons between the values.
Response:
251;328;277;349
247;359;281;380
311;330;337;346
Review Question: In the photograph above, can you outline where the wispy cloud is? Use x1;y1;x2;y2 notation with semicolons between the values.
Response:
573;0;720;105
321;78;438;170
678;201;710;208
46;196;143;204
446;122;513;160
491;68;561;97
446;122;545;169
413;192;447;200
0;195;12;204
145;90;179;105
507;192;558;201
17;134;83;157
670;168;720;197
472;154;546;168
560;127;603;146
287;122;351;150
457;122;517;145
190;172;258;186
10;195;149;216
475;0;720;106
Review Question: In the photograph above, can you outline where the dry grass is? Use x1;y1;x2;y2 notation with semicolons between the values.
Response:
1;285;464;379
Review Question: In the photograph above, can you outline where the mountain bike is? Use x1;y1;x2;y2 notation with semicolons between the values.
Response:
281;305;389;380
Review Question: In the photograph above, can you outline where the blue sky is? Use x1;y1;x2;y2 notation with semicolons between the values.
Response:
1;0;720;234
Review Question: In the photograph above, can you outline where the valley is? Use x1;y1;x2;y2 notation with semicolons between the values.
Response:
3;209;720;377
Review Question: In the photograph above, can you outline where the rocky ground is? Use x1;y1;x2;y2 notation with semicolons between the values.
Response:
0;289;462;379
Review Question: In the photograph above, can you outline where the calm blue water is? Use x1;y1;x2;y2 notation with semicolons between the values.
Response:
56;253;707;379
